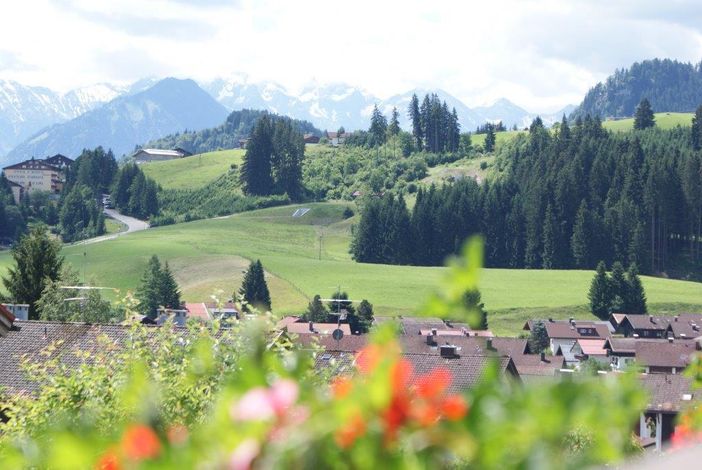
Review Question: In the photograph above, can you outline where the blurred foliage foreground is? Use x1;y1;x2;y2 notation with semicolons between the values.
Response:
1;238;696;469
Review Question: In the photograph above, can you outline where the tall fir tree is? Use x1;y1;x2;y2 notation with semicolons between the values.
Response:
159;262;181;309
609;261;627;312
588;261;612;320
484;125;496;152
624;263;647;314
368;105;388;147
633;98;655;130
463;290;488;330
528;320;549;353
238;260;272;311
354;299;374;334
240;115;274;196
304;294;328;322
571;200;591;268
388;107;400;137
408;94;423;150
692;104;702;151
136;255;164;318
1;225;63;319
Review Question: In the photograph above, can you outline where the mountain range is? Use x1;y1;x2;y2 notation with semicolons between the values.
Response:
0;76;570;167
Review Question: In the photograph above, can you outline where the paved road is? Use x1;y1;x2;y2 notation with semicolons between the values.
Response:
72;209;149;246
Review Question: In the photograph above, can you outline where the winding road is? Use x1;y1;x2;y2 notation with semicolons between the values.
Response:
71;209;149;246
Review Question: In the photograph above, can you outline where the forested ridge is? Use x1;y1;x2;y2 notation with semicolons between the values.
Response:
573;58;702;119
141;109;321;155
353;115;702;277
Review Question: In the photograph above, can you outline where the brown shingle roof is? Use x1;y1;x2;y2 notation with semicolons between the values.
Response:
526;319;610;340
510;354;566;377
399;335;527;357
403;354;518;393
635;341;698;368
639;374;696;413
285;322;351;336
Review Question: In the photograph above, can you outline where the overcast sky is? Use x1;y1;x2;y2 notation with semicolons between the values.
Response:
2;0;701;112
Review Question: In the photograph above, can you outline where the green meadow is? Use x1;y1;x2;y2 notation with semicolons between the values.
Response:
602;112;694;132
2;202;701;336
141;149;244;190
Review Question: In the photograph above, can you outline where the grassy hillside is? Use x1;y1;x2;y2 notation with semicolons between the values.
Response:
2;202;702;335
602;112;694;132
141;149;244;190
470;130;525;148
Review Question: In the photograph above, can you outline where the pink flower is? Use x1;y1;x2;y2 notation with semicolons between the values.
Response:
229;439;260;470
231;379;299;422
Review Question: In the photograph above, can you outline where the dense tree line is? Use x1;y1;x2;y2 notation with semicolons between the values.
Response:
573;58;702;119
141;109;321;155
408;93;461;153
0;174;27;242
111;164;159;219
59;185;105;242
240;114;305;200
475;121;506;134
353;114;702;276
301;291;374;334
588;261;647;318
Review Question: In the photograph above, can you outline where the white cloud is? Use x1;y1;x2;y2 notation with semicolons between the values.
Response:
0;0;701;112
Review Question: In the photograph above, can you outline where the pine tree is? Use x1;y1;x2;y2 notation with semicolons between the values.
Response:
240;115;274;196
609;261;627;312
408;93;423;150
328;291;355;316
484;125;496;152
633;98;655;130
571;200;591;268
1;225;63;319
541;203;556;269
159;262;181;309
388;107;400;136
238;260;271;311
355;299;374;334
692;104;702;151
528;320;549;353
271;119;305;200
624;263;647;314
368;105;388;147
588;261;612;319
304;294;328;322
463;290;488;330
136;255;163;318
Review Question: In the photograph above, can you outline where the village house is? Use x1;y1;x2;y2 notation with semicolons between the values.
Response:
132;148;192;164
635;340;698;374
303;133;320;144
616;314;672;338
1;303;29;321
2;155;73;202
523;319;611;364
326;131;351;146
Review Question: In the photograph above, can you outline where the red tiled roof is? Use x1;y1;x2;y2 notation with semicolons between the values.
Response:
573;338;607;356
184;303;210;320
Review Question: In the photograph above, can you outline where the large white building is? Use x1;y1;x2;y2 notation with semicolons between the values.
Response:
2;154;73;203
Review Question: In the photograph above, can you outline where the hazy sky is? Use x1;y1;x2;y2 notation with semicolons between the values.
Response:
2;0;701;112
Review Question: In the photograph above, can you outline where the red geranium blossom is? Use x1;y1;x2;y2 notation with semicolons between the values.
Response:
121;424;162;461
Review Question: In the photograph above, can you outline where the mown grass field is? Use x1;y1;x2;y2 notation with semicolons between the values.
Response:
141;149;245;190
2;202;702;336
602;112;694;132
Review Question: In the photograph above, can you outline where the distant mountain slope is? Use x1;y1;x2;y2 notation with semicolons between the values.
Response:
0;80;124;157
142;109;321;155
6;78;229;162
572;58;702;119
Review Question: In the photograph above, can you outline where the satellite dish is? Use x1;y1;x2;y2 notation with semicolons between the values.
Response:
332;329;344;341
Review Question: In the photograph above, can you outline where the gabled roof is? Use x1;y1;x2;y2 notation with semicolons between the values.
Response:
639;374;696;413
620;314;671;332
668;313;702;339
295;334;368;353
572;338;608;356
285;322;351;336
399;335;527;357
403;353;519;393
510;354;566;377
3;158;60;171
44;154;74;166
635;341;697;368
134;148;186;158
524;319;610;340
184;302;210;320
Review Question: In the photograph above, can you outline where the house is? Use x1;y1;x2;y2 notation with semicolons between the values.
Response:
603;337;640;370
637;374;696;451
43;153;74;169
5;179;23;204
523;319;610;364
0;304;16;336
132;148;191;164
2;158;65;197
666;313;702;340
510;353;566;384
303;133;320;144
634;340;698;374
617;314;672;339
326;131;351;146
155;308;188;327
2;303;29;321
284;321;352;336
378;316;493;338
570;338;608;364
184;302;239;323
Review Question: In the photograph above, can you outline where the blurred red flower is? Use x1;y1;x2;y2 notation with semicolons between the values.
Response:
121;424;161;461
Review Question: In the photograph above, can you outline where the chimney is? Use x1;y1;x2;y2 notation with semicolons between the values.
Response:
675;315;679;322
668;337;674;343
569;317;574;325
548;318;554;322
486;337;493;350
426;334;435;345
308;321;314;332
440;344;457;358
540;351;546;362
431;328;437;337
649;315;655;324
